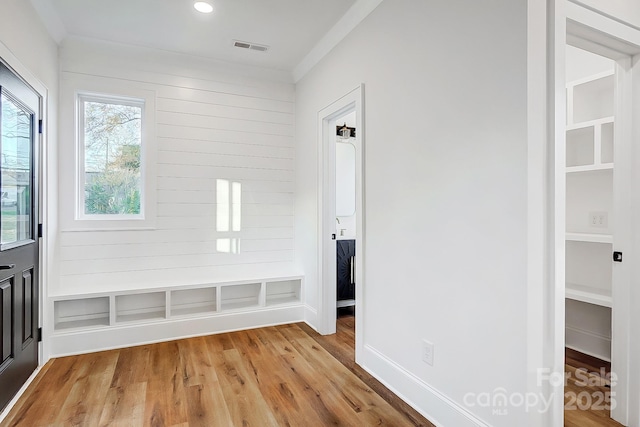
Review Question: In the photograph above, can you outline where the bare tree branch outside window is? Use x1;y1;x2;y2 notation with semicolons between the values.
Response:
1;91;32;244
82;100;142;215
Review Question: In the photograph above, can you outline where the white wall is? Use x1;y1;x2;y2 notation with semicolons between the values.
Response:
296;1;529;425
0;1;58;93
55;38;297;296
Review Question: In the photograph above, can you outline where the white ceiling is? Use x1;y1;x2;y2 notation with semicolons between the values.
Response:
35;0;357;72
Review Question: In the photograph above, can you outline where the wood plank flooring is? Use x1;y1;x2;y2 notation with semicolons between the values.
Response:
5;316;623;426
1;320;432;427
564;348;624;427
301;308;434;427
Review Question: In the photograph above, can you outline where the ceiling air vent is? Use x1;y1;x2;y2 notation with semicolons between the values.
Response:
233;40;269;52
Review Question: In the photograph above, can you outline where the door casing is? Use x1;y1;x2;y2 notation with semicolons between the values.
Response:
552;4;640;426
317;85;364;362
0;40;48;419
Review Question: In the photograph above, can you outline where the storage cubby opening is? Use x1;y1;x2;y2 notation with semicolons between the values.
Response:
266;280;301;306
171;287;217;317
220;283;261;311
54;297;110;331
572;74;614;123
601;122;614;164
566;241;612;294
566;127;595;167
565;170;613;234
565;299;612;360
116;292;166;323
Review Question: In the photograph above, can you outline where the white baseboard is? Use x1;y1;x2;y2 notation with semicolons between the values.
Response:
360;344;490;427
565;325;611;362
0;365;43;424
50;305;304;357
304;304;318;330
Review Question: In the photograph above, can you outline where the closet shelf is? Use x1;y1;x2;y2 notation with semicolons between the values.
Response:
566;70;614;88
566;282;612;308
565;233;613;244
566;116;614;131
566;164;613;174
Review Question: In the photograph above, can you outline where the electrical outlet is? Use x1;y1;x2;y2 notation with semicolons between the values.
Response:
589;212;608;228
422;340;434;366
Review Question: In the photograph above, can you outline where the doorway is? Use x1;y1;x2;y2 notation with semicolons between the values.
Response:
563;44;621;426
0;60;41;411
317;85;364;363
555;12;640;426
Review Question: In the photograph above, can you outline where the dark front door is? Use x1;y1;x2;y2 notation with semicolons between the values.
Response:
0;61;40;411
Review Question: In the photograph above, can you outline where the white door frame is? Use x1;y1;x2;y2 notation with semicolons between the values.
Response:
0;40;50;422
317;85;364;360
552;4;640;426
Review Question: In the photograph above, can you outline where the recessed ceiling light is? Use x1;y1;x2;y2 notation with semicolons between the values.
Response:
194;2;214;13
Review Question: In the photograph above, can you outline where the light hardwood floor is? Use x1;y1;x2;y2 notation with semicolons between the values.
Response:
1;321;433;426
325;312;625;427
4;318;621;426
564;349;624;427
300;309;434;426
300;308;435;427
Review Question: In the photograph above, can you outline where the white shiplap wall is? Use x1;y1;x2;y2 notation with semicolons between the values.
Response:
55;38;298;296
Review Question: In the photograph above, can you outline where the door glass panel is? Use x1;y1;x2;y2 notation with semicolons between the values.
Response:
0;90;32;247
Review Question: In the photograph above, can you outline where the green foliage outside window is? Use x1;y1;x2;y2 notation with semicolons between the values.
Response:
82;99;142;215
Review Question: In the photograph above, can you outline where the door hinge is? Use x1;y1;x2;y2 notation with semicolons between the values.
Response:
37;327;42;342
38;223;43;238
613;251;623;263
38;119;43;134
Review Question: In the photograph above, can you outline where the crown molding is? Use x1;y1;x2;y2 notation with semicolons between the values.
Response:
292;0;384;82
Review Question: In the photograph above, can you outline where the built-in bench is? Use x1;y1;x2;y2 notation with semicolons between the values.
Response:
50;275;304;356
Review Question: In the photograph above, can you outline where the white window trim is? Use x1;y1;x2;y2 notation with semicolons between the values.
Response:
60;76;156;231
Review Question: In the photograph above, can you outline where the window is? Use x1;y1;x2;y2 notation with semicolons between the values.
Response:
78;94;144;219
60;79;155;231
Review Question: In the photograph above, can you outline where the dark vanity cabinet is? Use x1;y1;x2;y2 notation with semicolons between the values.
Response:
337;239;356;301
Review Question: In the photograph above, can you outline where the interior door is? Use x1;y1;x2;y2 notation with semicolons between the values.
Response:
0;61;40;411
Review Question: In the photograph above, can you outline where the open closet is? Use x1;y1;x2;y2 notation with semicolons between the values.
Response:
563;44;622;426
564;45;615;361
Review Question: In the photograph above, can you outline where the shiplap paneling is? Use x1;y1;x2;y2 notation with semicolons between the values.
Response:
157;151;294;170
156;203;293;218
156;98;293;124
157;164;294;181
156;111;294;136
57;40;296;294
157;86;295;114
59;239;294;261
154;215;294;230
156;177;294;192
157;138;295;159
156;190;294;205
52;262;300;295
59;251;294;276
157;124;293;147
